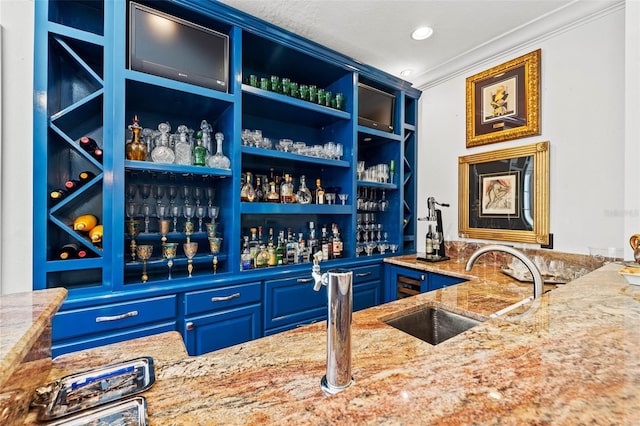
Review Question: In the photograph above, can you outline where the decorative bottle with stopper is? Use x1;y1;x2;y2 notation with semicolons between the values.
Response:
125;115;147;161
206;132;230;169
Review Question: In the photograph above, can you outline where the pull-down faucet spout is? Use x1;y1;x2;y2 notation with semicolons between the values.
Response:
465;245;544;300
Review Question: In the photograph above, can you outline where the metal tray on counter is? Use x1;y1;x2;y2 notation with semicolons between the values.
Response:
500;266;568;284
32;357;155;422
45;396;148;426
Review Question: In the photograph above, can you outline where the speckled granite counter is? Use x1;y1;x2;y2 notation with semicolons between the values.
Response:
25;260;640;424
1;288;67;424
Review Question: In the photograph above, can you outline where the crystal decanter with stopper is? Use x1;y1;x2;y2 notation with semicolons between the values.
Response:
207;132;230;169
174;125;193;165
151;122;175;164
125;115;147;161
199;120;213;162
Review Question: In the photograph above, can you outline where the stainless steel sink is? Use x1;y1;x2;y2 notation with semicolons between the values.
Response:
383;306;484;345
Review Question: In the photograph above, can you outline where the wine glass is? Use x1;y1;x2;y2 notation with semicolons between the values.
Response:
158;218;170;243
193;187;203;206
208;236;222;272
195;205;206;232
167;185;178;206
141;203;153;233
139;184;151;205
183;204;195;241
181;186;192;206
170;205;181;233
183;242;198;278
206;187;216;206
162;242;178;280
126;183;138;202
136;244;153;283
357;161;365;181
390;243;398;254
153;185;165;205
126;202;138;220
208;205;220;223
338;193;348;205
126;220;141;261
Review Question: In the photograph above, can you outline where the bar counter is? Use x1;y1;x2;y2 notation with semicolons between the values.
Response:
21;258;640;424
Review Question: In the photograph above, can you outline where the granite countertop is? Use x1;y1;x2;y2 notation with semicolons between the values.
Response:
25;259;640;424
0;288;67;387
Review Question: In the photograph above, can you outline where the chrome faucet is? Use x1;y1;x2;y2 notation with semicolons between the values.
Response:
465;245;544;301
311;252;354;395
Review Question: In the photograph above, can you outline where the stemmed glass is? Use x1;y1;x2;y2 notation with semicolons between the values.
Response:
126;183;138;202
338;193;348;205
162;242;178;280
139;184;151;205
206;187;216;207
170;205;181;233
390;243;399;254
167;185;178;206
126;220;141;261
208;236;222;273
153;185;165;205
208;205;220;223
181;186;192;206
365;241;377;256
195;205;207;232
357;161;365;181
136;244;153;283
193;187;203;206
141;203;153;233
126;202;138;220
183;242;198;278
183;205;195;241
158;216;170;244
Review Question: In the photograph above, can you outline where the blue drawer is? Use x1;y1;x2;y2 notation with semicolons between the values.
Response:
352;264;381;283
183;281;262;316
53;295;177;341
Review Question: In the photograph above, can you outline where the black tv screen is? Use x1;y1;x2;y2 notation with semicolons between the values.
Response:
128;2;229;92
358;83;395;133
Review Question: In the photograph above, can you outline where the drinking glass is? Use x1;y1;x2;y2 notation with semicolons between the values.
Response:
432;232;443;257
136;244;153;283
170;205;181;233
126;220;141;261
196;205;207;232
162;242;178;280
126;202;138;220
390;243;398;254
208;205;220;223
357;161;365;181
141;204;153;233
126;183;138;202
183;242;198;278
338;193;348;205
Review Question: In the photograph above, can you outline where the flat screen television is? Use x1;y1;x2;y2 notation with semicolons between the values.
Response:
358;83;395;133
128;2;229;92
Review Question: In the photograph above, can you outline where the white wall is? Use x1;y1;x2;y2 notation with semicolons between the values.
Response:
417;6;629;256
0;0;34;294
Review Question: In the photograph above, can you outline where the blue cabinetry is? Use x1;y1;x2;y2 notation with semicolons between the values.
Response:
34;0;419;356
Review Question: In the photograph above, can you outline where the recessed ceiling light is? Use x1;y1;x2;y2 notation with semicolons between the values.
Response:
411;26;434;41
400;69;413;77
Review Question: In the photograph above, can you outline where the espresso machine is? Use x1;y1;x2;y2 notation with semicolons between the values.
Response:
417;197;450;261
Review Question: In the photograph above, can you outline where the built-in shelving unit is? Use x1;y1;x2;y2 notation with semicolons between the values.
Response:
33;0;420;356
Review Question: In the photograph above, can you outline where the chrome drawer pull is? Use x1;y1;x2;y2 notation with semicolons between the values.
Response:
297;277;314;283
95;310;138;322
186;322;195;331
356;272;372;277
211;293;241;302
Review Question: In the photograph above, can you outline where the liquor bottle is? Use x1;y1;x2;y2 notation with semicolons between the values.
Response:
297;233;306;263
307;221;318;257
255;245;269;268
240;172;256;202
78;136;98;153
241;236;252;270
425;224;434;255
248;227;260;266
320;225;331;261
265;181;280;203
315;178;325;204
193;136;207;166
58;242;87;260
280;174;295;203
255;176;264;202
267;228;277;266
275;230;286;265
331;224;343;259
78;171;96;184
286;228;297;264
296;175;312;204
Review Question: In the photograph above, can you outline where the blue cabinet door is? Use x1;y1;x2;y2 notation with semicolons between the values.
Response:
428;272;466;291
183;304;262;356
264;274;327;332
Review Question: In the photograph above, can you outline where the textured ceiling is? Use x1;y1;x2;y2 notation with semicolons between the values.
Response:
218;0;619;88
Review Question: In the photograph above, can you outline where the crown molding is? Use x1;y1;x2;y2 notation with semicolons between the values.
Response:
414;0;625;90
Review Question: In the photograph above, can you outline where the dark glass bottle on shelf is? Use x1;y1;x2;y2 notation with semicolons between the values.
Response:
64;179;81;193
275;230;286;265
425;224;434;255
49;188;68;204
58;242;87;260
78;136;98;153
78;171;96;184
255;176;264;202
92;148;103;163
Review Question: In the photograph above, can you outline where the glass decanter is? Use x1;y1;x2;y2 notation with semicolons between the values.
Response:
125;115;147;161
199;120;213;160
296;175;312;204
174;124;193;165
151;122;175;164
207;132;230;169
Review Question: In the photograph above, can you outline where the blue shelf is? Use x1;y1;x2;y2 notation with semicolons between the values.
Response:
240;203;352;215
241;146;350;168
124;160;232;177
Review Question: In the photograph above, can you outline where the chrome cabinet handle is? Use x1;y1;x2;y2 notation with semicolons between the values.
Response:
296;277;313;283
95;310;138;322
421;274;425;281
356;272;372;277
211;293;241;302
186;322;195;331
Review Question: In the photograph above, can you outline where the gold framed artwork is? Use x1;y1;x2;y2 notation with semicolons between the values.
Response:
458;141;549;244
466;49;541;148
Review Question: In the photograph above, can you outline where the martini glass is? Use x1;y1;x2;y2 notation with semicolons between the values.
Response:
183;242;198;278
136;244;153;282
126;220;141;261
162;242;178;279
